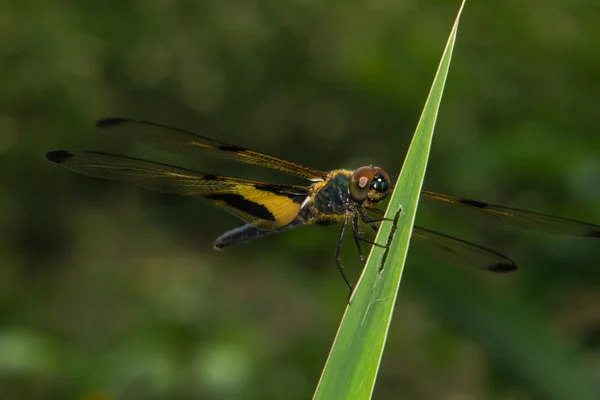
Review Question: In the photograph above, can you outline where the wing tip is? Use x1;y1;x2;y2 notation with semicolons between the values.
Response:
96;117;127;128
45;150;73;164
488;262;517;273
585;229;600;238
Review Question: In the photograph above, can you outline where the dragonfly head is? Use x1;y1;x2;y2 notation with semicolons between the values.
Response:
349;166;390;205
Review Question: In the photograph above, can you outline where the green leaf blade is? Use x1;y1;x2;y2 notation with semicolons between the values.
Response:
313;2;466;399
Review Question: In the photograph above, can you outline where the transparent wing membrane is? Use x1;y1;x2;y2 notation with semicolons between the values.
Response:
411;226;516;272
421;190;600;238
363;208;517;272
96;117;327;180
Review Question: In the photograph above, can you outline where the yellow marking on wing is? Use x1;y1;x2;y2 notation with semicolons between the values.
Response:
46;150;308;230
236;186;303;228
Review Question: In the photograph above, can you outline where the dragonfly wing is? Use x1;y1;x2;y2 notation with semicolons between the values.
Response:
361;208;516;272
46;150;309;230
96;117;328;180
421;190;600;238
412;226;516;272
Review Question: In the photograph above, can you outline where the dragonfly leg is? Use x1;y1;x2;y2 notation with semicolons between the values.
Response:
352;212;387;250
357;236;388;248
335;214;354;296
357;208;391;242
351;212;367;263
358;208;394;224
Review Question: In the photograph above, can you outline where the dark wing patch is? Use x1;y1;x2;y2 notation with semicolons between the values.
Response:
586;230;600;238
46;150;73;163
459;198;487;209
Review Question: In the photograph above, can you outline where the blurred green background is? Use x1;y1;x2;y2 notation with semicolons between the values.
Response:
2;0;600;399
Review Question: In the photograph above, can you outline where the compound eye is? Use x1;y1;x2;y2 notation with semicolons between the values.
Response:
349;166;376;203
367;167;390;204
369;167;390;194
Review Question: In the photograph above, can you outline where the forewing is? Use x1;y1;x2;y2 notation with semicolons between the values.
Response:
46;150;309;230
421;190;600;238
96;117;327;180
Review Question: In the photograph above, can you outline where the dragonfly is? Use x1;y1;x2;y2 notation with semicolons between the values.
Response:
46;118;600;292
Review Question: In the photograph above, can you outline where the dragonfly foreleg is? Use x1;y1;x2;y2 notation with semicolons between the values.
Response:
335;214;354;296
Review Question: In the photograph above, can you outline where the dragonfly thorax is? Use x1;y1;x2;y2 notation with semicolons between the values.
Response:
312;172;354;215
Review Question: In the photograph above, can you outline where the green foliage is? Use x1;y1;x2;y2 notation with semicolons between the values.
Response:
2;1;600;399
